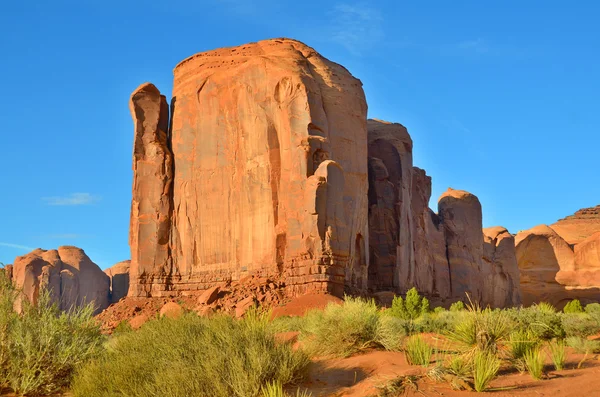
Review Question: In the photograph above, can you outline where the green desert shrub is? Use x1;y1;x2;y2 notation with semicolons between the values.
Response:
270;315;305;333
374;315;407;352
72;311;309;397
472;351;500;392
584;303;600;315
507;304;565;340
547;341;566;370
450;301;465;312
523;348;545;380
0;273;104;396
299;296;380;357
566;336;600;354
561;313;600;338
447;355;471;377
563;299;584;314
404;335;433;367
386;287;430;321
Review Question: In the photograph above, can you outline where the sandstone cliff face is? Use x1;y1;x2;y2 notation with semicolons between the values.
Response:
366;120;520;307
105;260;131;304
483;227;522;307
11;246;109;313
552;205;600;245
129;38;368;297
515;224;600;307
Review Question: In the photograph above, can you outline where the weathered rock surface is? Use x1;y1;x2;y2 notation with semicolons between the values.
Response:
552;205;600;245
366;120;520;307
438;188;485;301
105;260;130;304
482;227;522;307
515;224;600;306
129;38;368;298
11;246;110;313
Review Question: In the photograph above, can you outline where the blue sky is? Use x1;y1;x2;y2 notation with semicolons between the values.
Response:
1;1;598;269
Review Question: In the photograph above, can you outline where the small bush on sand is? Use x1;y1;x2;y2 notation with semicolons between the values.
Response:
447;355;471;377
404;335;432;367
523;348;545;380
300;296;380;357
563;299;584;314
72;310;309;397
0;271;104;396
374;316;407;352
472;351;500;392
548;341;566;370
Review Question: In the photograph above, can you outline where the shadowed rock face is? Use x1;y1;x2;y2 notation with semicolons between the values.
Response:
105;260;131;304
11;246;109;313
366;120;521;307
128;38;368;297
516;224;600;307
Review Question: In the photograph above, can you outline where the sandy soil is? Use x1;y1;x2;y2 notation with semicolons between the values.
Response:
295;349;600;396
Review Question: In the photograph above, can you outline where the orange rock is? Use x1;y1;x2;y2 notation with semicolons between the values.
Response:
128;38;368;298
482;227;522;307
105;260;130;304
197;286;220;305
552;205;600;245
11;246;109;313
159;302;183;319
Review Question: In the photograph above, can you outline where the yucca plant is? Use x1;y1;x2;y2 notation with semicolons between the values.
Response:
523;348;545;380
404;335;433;367
472;351;500;392
547;341;566;370
447;354;471;377
509;328;540;360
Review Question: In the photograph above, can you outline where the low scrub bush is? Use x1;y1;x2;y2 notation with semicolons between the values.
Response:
523;348;544;380
0;271;104;396
404;335;432;367
566;336;600;354
584;303;600;315
447;355;471;377
374;315;407;352
71;310;309;397
561;313;600;338
450;301;465;312
447;304;509;357
472;351;500;392
300;296;380;357
506;304;565;340
260;380;312;397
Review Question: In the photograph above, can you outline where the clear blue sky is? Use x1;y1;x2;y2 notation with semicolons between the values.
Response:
1;1;598;269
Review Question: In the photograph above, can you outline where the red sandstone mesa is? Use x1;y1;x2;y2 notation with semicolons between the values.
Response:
126;38;522;307
128;38;368;298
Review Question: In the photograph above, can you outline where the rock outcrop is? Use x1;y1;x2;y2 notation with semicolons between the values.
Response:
516;224;600;307
128;38;368;298
105;260;130;304
552;205;600;245
482;227;522;307
11;246;110;313
366;119;520;307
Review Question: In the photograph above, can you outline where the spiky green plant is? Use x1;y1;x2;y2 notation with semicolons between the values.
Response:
547;341;566;370
404;335;433;367
472;351;500;392
447;355;471;377
261;380;312;397
509;329;540;360
523;348;545;380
